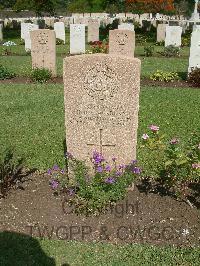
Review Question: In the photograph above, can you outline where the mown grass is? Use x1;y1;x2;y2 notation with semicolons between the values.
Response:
0;84;199;170
0;232;200;266
0;55;189;78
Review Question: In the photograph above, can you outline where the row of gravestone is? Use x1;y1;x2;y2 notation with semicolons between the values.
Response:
21;21;191;52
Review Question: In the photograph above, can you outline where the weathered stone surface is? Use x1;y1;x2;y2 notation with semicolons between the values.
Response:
63;54;141;166
24;23;39;51
70;24;85;54
54;22;65;43
88;19;99;42
109;29;135;57
157;24;167;42
118;23;135;31
165;26;182;47
188;26;200;72
30;29;56;76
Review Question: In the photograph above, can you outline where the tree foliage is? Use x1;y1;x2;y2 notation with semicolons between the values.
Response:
125;0;175;14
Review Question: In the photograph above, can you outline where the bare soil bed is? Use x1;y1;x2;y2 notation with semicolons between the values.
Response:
0;174;199;247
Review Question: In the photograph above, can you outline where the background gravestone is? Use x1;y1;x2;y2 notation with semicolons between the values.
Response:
118;23;135;31
109;29;135;57
70;24;85;54
0;24;3;41
88;19;99;42
30;29;56;76
63;54;141;166
54;22;65;43
165;26;182;47
24;23;39;51
157;24;167;42
188;26;200;72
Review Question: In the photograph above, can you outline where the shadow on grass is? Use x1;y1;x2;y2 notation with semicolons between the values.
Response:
0;231;56;265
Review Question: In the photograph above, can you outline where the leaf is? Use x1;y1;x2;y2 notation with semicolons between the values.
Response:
165;160;173;167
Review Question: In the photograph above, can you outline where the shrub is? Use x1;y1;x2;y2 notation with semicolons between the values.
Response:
56;38;64;45
150;70;180;82
48;152;141;215
30;68;52;83
0;150;24;198
141;126;200;203
188;67;200;87
87;40;108;54
182;36;190;47
161;45;181;57
144;45;154;57
0;65;16;80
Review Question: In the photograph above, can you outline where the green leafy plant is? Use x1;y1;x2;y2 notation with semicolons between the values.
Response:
30;68;52;83
155;41;164;46
150;70;180;82
48;152;140;215
56;38;64;45
181;36;190;47
0;64;16;80
188;67;200;87
161;45;181;57
141;126;200;204
0;150;24;198
144;45;154;57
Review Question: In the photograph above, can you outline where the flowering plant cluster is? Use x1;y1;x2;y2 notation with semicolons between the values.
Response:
48;151;141;215
3;41;17;47
141;125;200;202
2;41;17;55
88;40;108;54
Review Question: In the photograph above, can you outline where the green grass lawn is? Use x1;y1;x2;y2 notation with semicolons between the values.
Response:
0;232;200;265
0;84;199;170
0;55;189;78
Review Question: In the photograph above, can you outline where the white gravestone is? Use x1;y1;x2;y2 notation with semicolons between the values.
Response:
54;22;65;43
188;27;200;72
118;23;135;31
165;26;182;47
70;24;85;55
24;24;39;51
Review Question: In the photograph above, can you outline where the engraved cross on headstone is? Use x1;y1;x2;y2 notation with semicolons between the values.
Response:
87;129;116;155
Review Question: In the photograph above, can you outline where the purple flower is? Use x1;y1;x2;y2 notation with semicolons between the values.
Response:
50;180;59;189
60;169;65;174
149;125;159;132
192;163;200;169
53;165;59;171
119;164;125;170
93;151;104;165
105;177;116;184
170;138;179;145
131;160;137;165
105;165;111;172
133;167;141;175
112;157;117;162
97;166;103;173
47;169;51;175
142;134;149;140
116;171;122;176
68;189;75;196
